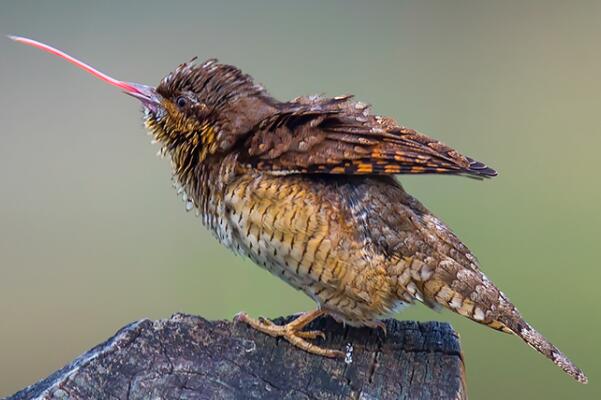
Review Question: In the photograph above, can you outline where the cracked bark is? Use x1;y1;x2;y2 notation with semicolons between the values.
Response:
5;313;466;400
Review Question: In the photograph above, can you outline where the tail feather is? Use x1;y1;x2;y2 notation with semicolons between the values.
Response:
419;274;588;383
497;310;588;384
405;209;586;383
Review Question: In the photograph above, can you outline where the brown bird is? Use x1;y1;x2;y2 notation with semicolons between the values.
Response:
10;36;587;384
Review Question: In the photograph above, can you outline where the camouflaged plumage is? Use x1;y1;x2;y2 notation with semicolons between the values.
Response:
242;94;496;178
143;59;585;383
13;34;586;387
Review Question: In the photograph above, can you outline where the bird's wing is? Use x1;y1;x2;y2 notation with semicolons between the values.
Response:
239;95;496;178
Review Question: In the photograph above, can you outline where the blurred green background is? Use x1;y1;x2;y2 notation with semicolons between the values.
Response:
1;1;599;398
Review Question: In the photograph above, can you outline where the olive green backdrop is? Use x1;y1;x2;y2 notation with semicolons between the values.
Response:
1;1;599;398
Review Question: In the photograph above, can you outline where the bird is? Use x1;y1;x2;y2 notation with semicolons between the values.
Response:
10;35;587;384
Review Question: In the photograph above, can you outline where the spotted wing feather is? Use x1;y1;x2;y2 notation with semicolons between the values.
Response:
240;95;497;178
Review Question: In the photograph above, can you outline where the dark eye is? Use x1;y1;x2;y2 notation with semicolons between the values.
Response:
176;96;187;108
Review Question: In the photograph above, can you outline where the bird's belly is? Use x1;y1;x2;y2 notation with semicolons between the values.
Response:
227;226;402;326
210;173;403;325
230;231;315;292
218;182;332;293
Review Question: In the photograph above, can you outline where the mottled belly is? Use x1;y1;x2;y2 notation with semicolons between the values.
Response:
216;173;403;326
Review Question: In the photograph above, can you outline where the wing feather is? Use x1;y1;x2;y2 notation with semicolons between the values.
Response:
239;95;497;178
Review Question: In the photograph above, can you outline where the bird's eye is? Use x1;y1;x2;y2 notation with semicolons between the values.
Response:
176;96;187;108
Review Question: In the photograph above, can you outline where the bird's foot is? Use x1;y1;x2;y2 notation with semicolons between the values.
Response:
235;310;344;358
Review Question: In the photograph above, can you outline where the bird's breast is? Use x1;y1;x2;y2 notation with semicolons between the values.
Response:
192;171;402;325
218;174;340;290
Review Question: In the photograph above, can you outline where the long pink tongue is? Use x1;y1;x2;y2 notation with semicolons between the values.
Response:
8;35;142;95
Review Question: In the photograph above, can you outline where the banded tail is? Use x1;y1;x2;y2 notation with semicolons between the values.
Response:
416;259;588;383
496;308;588;384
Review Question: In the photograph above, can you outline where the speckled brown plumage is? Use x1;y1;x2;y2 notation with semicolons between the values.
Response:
10;35;586;384
138;59;586;383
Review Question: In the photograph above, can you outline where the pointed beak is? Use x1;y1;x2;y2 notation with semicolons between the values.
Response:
8;35;162;111
121;82;162;112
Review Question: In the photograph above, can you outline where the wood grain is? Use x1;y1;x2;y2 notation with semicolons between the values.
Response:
6;314;466;400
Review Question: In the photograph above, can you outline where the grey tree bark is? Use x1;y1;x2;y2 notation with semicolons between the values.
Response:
5;314;466;400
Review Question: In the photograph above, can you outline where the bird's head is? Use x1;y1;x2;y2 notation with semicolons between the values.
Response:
9;36;276;170
146;59;276;164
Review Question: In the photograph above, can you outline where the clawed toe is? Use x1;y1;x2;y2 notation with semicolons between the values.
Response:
375;321;387;336
296;329;326;340
258;316;275;326
235;309;342;358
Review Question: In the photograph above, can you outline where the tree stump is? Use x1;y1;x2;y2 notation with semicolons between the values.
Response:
6;313;466;400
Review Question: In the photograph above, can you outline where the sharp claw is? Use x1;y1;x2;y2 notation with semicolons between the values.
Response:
330;350;346;359
375;321;387;336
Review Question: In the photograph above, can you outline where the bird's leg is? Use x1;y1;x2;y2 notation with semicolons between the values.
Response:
235;309;344;358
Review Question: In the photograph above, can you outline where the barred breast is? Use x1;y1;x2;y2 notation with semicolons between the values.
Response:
216;172;405;326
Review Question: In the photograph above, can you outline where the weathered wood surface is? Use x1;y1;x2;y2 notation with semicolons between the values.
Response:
6;313;466;400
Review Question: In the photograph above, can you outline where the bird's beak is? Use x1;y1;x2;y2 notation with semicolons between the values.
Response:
8;35;161;110
121;82;161;113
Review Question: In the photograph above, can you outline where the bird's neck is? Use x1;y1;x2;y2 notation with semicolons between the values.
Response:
170;148;238;228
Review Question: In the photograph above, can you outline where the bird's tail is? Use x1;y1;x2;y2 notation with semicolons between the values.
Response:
494;307;588;384
418;271;588;384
